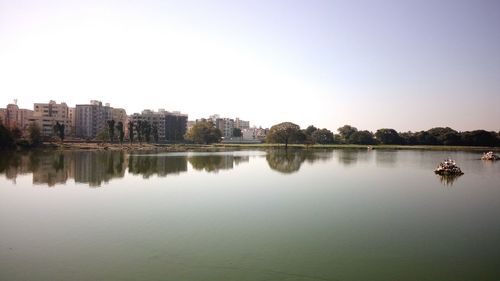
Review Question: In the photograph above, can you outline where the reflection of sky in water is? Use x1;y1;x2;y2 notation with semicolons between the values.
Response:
1;150;500;281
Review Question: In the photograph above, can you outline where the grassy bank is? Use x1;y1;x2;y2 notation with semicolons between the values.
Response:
28;142;500;152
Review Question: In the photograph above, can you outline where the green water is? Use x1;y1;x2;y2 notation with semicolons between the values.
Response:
1;149;499;281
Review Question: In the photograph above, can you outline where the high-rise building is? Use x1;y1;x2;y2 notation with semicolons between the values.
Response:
112;108;128;136
235;118;250;130
216;118;235;139
129;109;188;142
75;100;113;139
165;111;188;142
30;100;69;137
5;103;20;129
0;108;5;125
68;107;76;136
18;109;34;133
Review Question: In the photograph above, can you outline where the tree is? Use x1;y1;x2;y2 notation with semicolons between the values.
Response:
128;121;134;144
11;127;22;140
53;122;65;142
136;121;143;144
152;122;159;143
375;128;402;145
311;128;335;144
349;130;376;145
28;122;42;146
185;119;222;144
337;125;358;144
461;130;499;146
142;121;152;143
116;121;124;144
266;122;302;148
0;124;15;149
107;120;115;143
232;128;242;139
96;129;109;142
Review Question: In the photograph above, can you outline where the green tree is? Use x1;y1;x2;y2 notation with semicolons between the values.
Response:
311;128;335;144
152;122;159;143
185;119;222;144
128;121;134;144
53;122;65;142
0;124;15;150
116;121;124;144
96;129;109;142
349;130;376;145
28;122;42;146
142;121;152;143
266;122;302;148
232;128;242;139
337;125;358;144
375;128;402;145
107;120;115;143
304;125;318;137
136;121;143;144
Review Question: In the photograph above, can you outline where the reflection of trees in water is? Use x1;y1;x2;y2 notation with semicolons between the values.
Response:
336;149;374;166
266;149;333;174
73;151;126;187
0;151;254;187
0;151;127;187
128;155;187;178
437;174;462;187
375;150;397;167
188;155;249;173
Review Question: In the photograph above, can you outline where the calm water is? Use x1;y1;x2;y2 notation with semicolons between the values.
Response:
1;149;499;281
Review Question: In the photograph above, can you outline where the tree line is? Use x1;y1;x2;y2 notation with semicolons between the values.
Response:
1;119;500;149
265;122;500;147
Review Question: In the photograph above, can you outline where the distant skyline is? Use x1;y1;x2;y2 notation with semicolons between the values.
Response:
1;0;499;132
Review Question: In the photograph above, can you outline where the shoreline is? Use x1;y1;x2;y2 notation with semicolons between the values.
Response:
7;142;500;152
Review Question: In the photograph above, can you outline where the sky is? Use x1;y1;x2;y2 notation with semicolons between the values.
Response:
1;0;499;132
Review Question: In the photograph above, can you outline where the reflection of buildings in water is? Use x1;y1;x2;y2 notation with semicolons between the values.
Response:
0;152;32;183
437;174;462;187
1;151;251;186
128;155;187;178
233;155;250;166
32;152;71;187
74;151;126;187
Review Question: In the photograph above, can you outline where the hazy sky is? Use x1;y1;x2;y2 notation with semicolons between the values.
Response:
1;0;499;131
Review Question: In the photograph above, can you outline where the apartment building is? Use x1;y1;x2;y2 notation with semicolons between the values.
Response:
75;100;113;139
30;100;69;137
129;109;188;142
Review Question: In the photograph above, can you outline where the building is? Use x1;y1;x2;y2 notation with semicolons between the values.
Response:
112;108;128;136
235;118;250;130
215;118;235;139
165;111;188;142
30;100;70;137
68;107;76;136
75;100;113;139
0;108;5;125
18;109;34;133
5;103;20;129
129;109;188;142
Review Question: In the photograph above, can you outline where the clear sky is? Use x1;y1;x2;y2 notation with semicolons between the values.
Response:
1;0;499;132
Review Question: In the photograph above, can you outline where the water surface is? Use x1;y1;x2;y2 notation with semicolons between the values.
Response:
1;149;499;281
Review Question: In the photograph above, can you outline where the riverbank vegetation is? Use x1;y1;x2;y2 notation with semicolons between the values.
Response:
1;121;499;151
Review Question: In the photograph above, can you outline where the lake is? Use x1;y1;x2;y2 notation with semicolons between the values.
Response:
1;149;499;281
